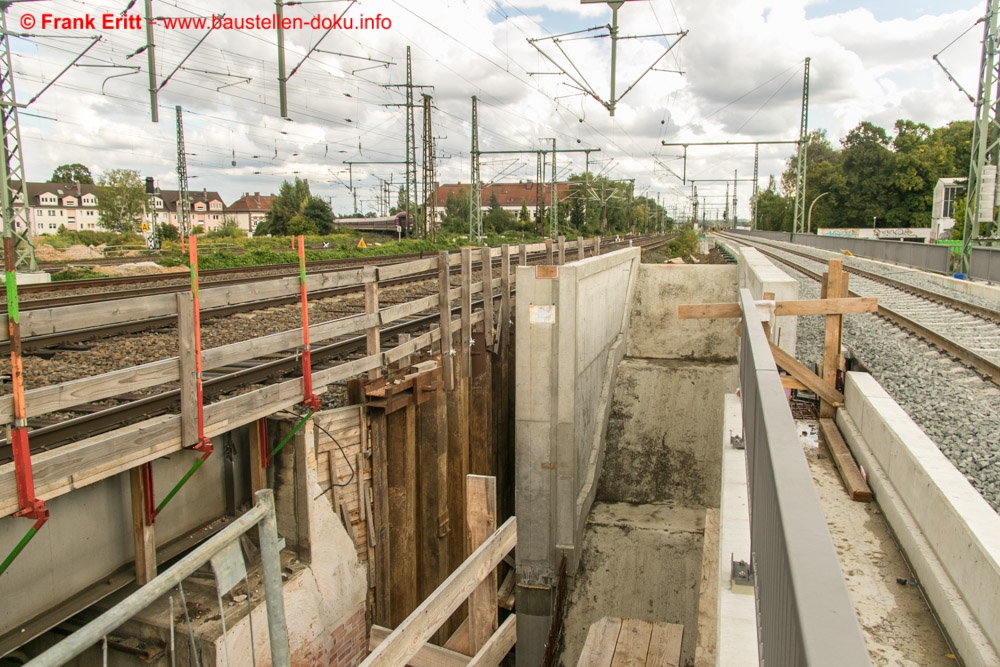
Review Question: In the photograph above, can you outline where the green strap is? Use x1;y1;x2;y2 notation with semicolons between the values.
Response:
155;456;207;515
0;524;38;577
269;411;314;459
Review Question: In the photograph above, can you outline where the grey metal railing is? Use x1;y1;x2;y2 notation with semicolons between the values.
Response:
24;489;289;667
738;289;871;666
970;246;1000;283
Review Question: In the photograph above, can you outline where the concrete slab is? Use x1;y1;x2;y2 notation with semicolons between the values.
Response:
598;358;737;507
0;271;52;285
557;501;705;667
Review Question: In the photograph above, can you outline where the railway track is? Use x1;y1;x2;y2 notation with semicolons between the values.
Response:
716;232;1000;386
1;234;667;462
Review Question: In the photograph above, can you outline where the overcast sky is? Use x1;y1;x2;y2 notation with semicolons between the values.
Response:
9;0;982;221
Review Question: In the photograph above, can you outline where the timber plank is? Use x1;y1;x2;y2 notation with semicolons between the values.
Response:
678;297;877;320
482;245;494;347
818;419;873;502
768;342;845;406
468;614;516;667
693;509;718;667
377;257;438;282
649;623;684;667
370;411;391;626
369;625;468;667
466;475;498;654
387;403;418;626
461;248;473;379
610;618;653;667
578;617;622;667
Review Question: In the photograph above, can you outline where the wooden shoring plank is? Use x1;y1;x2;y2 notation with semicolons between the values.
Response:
678;297;877;320
578;617;622;667
768;342;844;406
381;293;438;327
780;375;809;391
384;329;437;366
650;623;685;667
6;292;177;342
417;385;449;621
368;625;469;667
498;245;511;354
693;508;718;667
821;260;845;418
305;266;374;292
446;349;471;636
249;419;266;495
444;618;471;655
439;251;455;391
377;257;439;282
610;618;653;667
468;613;516;667
129;466;156;585
466;475;498;654
177;292;198;448
366;280;381;381
558;236;566;265
818;419;873;502
370;411;391;626
461;248;473;380
497;569;515;610
469;332;492;477
359;517;516;667
482;245;494;348
577;236;585;261
388;403;418;626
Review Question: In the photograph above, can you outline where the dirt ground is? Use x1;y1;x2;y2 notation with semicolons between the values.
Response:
642;246;732;265
805;424;958;666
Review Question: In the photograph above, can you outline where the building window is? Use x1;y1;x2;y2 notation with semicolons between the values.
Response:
48;210;55;216
942;186;959;219
210;201;222;211
212;214;219;220
48;223;57;229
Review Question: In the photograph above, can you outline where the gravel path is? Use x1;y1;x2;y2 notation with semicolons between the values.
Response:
732;240;1000;512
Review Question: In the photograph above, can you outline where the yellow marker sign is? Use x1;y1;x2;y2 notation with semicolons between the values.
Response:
357;238;367;249
141;222;149;233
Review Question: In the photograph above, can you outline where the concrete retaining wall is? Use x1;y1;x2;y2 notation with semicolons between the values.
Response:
515;247;642;584
736;247;799;355
626;264;739;361
837;372;1000;667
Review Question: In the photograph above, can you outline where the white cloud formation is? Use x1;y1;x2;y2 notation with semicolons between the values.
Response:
5;0;983;220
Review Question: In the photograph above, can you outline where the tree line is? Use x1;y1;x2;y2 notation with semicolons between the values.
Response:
753;119;971;232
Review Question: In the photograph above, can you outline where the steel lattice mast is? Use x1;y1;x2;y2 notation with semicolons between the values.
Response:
176;106;191;239
421;93;435;239
962;0;1000;273
469;95;482;241
404;47;418;236
792;57;811;234
0;8;36;271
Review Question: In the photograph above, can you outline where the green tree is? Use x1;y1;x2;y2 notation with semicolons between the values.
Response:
484;192;514;233
255;177;320;236
302;196;335;235
157;223;180;241
752;176;791;231
95;169;146;233
51;163;94;184
441;187;470;232
518;200;531;227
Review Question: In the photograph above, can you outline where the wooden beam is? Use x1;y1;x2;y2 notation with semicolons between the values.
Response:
129;465;156;585
249;419;266;495
579;617;621;667
612;618;654;666
369;625;469;667
461;248;473;379
818;419;872;502
577;236;585;262
768;342;845;406
780;376;809;391
693;509;718;667
388;403;418;626
176;292;197;448
370;411;391;626
482;246;494;348
468;613;516;667
440;251;454;391
557;236;566;265
498;245;510;355
360;517;516;667
678;297;878;320
466;475;498;654
545;238;553;265
366;280;381;381
821;260;846;418
649;623;684;667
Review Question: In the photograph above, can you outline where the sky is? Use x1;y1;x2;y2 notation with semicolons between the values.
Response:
6;0;984;222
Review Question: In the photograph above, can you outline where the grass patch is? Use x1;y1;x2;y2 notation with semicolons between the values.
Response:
50;267;109;281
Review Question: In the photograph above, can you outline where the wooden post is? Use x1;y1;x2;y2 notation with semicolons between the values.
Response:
461;248;472;379
417;383;450;619
468;331;491;477
499;245;511;353
446;350;470;633
594;236;600;256
545;239;553;264
577;236;585;261
438;251;454;391
821;259;845;418
388;403;418;626
249;419;267;494
366;278;381;381
466;475;498;654
176;292;197;447
557;236;566;265
481;245;494;348
371;412;392;626
130;466;157;585
519;244;527;267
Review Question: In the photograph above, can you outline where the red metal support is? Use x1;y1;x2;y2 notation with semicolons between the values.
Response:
297;235;321;411
141;462;155;526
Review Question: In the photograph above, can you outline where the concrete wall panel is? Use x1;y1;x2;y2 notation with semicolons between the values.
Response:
626;265;739;361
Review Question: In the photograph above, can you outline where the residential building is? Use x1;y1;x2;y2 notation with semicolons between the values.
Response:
434;181;572;222
931;177;963;241
228;192;276;233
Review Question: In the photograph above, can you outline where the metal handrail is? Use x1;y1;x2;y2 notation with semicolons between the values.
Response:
738;288;871;666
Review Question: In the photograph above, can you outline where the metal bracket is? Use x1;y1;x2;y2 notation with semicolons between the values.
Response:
731;553;754;593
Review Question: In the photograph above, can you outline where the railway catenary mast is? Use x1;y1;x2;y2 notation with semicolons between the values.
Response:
792;57;811;234
962;0;1000;273
176;106;191;240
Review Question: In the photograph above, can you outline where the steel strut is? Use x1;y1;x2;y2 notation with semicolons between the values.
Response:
1;237;48;577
